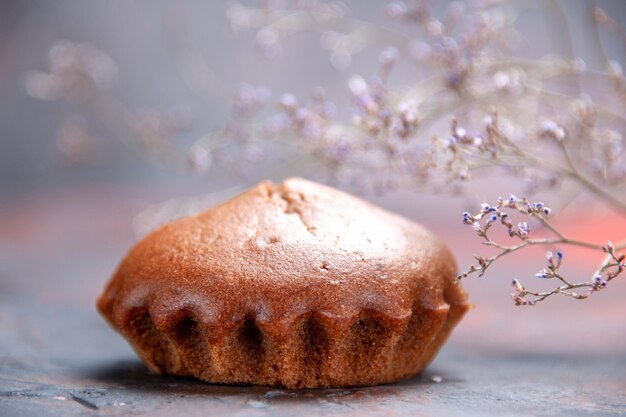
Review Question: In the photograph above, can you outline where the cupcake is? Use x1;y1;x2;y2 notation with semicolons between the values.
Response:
97;177;470;388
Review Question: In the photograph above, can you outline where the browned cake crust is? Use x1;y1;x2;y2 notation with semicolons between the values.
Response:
97;177;470;388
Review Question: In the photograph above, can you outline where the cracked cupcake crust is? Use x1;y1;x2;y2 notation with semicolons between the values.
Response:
97;177;470;388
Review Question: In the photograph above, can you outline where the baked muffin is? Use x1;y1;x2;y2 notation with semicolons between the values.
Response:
97;177;470;388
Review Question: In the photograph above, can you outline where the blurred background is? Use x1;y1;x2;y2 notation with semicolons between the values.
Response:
1;0;626;381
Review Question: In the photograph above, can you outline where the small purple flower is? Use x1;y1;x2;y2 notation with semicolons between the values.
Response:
592;275;608;289
508;194;517;204
553;250;563;268
386;1;407;18
603;241;615;252
534;202;544;210
541;120;566;141
379;46;399;69
462;211;473;224
279;93;297;110
543;207;552;215
517;221;530;239
294;107;310;122
454;127;467;140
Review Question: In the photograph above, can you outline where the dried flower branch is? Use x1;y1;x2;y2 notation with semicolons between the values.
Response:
458;195;626;305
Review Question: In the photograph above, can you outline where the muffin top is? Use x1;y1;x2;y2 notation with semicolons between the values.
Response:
98;178;467;338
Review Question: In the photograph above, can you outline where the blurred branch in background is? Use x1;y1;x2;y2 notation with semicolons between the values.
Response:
24;0;626;305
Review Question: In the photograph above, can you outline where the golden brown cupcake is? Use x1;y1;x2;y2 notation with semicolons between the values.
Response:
97;177;470;388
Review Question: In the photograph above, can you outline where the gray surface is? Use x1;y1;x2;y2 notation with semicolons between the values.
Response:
1;307;624;417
